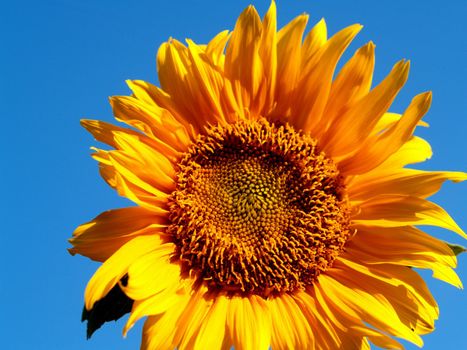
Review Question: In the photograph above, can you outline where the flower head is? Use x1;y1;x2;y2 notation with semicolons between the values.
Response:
70;2;466;349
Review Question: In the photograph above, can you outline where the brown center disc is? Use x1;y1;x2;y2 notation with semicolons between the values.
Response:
168;119;350;296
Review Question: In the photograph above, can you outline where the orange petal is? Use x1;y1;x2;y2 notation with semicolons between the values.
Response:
321;41;375;136
186;40;227;122
322;60;410;157
224;5;263;117
157;39;220;129
272;14;308;118
111;131;175;189
339;92;432;175
290;24;362;133
125;80;197;139
258;1;277;116
81;118;180;163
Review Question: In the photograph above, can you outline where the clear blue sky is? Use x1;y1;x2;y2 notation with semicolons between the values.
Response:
1;0;466;349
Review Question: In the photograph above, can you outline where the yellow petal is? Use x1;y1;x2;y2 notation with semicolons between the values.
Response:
81;119;139;149
123;81;193;147
356;327;403;350
69;207;168;262
301;18;327;71
89;148;119;190
205;30;230;67
227;295;271;350
124;287;184;336
174;287;213;348
108;152;172;200
349;168;467;200
350;225;456;267
364;136;432;176
292;290;340;348
121;243;180;300
311;286;365;349
373;112;429;134
111;131;175;189
333;40;375;99
337;258;438;335
193;295;229;350
84;235;162;310
312;283;404;349
96;156;167;212
82;117;181;163
353;195;466;238
351;248;461;289
268;293;313;349
91;149;162;212
431;263;463;288
141;294;191;350
319;273;424;346
346;226;462;288
157;40;189;102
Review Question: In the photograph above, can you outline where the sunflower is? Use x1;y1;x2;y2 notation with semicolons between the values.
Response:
69;2;467;349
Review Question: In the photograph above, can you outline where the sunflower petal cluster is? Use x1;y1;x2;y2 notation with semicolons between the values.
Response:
70;2;466;349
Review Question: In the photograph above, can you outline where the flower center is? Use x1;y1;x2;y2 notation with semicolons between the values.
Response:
168;119;350;296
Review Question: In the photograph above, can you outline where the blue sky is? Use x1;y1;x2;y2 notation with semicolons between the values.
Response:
1;0;466;349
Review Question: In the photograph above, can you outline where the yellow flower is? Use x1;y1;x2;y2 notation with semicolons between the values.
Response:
69;2;467;349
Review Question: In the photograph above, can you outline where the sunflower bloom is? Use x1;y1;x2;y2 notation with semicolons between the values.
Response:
70;2;467;349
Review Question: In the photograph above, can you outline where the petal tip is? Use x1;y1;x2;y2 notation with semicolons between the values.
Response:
350;23;364;33
424;90;433;102
243;4;259;17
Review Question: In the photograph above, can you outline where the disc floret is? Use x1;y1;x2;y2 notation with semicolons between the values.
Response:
169;119;350;296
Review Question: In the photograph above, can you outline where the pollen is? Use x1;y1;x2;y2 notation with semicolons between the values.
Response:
168;119;350;296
